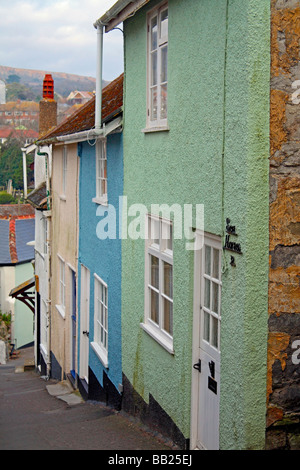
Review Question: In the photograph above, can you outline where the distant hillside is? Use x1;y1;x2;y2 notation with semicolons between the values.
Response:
0;65;109;99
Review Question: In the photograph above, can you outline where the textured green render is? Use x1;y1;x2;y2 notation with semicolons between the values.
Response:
122;0;270;449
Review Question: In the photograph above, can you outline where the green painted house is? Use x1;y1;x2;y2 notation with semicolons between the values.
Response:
95;0;270;450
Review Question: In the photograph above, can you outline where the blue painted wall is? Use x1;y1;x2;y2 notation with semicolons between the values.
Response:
78;132;123;392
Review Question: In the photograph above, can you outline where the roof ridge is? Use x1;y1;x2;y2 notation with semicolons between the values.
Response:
9;219;18;264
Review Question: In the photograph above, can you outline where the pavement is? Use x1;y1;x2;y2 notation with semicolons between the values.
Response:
0;346;175;451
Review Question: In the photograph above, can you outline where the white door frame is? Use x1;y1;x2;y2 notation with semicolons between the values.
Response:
190;231;222;450
80;264;90;383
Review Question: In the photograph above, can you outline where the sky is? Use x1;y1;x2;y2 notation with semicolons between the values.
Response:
0;0;124;81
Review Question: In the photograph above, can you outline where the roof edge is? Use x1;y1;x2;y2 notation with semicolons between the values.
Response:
94;0;150;32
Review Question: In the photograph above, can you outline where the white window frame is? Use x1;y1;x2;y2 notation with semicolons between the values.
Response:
141;214;174;354
144;1;169;132
62;146;67;198
56;255;66;318
91;274;108;368
93;139;108;206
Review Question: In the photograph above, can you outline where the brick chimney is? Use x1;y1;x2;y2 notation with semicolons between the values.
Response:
39;74;57;136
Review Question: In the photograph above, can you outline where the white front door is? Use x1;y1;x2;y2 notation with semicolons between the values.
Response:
80;264;90;383
191;233;222;450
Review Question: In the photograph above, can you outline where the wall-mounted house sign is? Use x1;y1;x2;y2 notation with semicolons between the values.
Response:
223;219;242;266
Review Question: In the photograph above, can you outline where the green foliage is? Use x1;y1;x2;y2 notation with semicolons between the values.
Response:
0;311;11;328
6;82;36;101
0;192;15;204
6;74;21;84
0;137;34;190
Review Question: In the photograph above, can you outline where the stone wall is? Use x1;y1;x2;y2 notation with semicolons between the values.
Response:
267;0;300;450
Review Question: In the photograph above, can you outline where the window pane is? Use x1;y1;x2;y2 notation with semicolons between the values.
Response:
212;248;219;279
212;282;219;314
205;245;211;275
104;286;107;307
100;302;104;326
151;87;157;120
151;51;157;86
163;262;173;299
167;224;172;251
203;311;210;342
151;16;157;50
101;179;106;196
160;84;167;120
103;306;107;329
161;46;168;83
212;316;218;348
162;222;172;251
150;289;159;324
150;217;160;245
163;298;173;335
204;278;210;309
150;255;159;289
160;8;168;39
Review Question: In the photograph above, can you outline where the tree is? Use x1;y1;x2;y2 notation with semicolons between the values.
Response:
6;83;36;101
0;137;32;189
6;74;20;84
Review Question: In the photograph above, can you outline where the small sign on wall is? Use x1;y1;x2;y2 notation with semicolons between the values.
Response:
223;218;242;266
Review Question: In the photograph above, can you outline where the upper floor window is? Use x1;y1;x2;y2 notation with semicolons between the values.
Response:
94;139;107;205
146;2;168;131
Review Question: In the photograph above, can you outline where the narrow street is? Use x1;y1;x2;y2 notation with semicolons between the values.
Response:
0;347;173;451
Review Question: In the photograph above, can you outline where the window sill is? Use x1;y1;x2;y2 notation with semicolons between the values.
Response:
140;322;174;355
55;304;65;319
91;341;108;368
141;125;169;134
92;197;108;207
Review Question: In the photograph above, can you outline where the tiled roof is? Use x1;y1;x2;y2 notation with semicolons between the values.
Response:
26;182;47;210
0;127;39;140
0;204;35;218
15;218;35;262
39;73;123;143
0;205;35;265
0;220;11;264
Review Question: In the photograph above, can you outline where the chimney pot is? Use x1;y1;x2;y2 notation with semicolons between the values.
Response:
43;74;54;100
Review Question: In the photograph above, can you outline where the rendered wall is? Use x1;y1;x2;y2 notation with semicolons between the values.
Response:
122;0;270;449
51;143;79;379
78;133;123;394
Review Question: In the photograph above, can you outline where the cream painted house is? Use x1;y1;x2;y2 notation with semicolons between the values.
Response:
49;142;79;382
30;73;79;382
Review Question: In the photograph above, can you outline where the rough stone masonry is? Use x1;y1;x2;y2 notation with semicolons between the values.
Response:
267;0;300;450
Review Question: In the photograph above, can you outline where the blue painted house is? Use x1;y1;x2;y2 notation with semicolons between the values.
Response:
78;74;124;405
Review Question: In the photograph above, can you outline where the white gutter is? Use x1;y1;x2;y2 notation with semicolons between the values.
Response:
56;116;123;144
94;0;132;28
95;24;104;130
94;0;150;32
